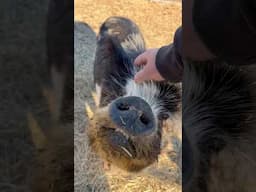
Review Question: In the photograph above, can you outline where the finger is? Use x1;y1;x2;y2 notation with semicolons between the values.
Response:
134;52;147;66
134;68;150;83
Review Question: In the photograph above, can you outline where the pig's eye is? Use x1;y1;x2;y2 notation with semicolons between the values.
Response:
158;113;170;120
117;103;130;111
140;113;149;125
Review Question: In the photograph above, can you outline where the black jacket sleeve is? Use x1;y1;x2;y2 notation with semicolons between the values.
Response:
156;0;256;82
155;27;183;82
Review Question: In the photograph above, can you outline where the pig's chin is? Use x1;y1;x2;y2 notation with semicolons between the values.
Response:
102;126;137;159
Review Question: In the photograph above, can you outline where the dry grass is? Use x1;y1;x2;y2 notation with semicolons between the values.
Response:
75;0;181;48
74;1;181;191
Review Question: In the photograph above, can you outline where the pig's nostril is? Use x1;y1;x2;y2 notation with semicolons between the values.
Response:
117;103;130;111
140;113;149;125
110;96;156;136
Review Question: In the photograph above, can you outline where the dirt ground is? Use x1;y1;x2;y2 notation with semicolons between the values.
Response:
74;0;182;192
75;0;181;48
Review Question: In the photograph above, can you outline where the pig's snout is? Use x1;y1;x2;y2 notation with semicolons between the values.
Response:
109;96;156;136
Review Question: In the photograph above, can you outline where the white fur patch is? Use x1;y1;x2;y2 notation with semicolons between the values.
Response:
95;83;102;107
125;79;163;120
121;33;145;56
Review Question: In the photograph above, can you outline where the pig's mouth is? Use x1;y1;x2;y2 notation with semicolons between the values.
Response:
88;96;162;171
102;126;137;159
99;96;157;159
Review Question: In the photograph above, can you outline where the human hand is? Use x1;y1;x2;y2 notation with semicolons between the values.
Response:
134;48;164;83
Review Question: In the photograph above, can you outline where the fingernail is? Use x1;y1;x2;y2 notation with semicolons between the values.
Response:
133;76;138;83
134;78;141;84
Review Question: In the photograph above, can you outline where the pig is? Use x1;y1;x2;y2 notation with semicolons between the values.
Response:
87;16;181;172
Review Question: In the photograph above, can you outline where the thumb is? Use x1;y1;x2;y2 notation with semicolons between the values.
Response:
134;52;147;66
134;68;149;83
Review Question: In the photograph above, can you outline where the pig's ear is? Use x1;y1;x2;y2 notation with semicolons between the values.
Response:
94;35;132;84
96;35;126;68
27;112;47;151
85;102;94;120
94;35;115;85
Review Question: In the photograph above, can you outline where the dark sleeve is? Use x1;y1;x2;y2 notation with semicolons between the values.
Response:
155;27;183;82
